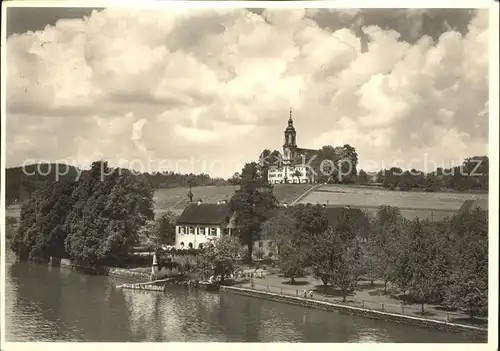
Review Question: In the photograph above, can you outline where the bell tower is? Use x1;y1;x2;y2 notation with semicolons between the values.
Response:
283;108;297;164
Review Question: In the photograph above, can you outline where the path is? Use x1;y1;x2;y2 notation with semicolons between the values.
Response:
290;184;322;206
234;273;486;328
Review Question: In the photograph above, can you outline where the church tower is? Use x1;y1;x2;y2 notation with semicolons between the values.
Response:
283;108;297;164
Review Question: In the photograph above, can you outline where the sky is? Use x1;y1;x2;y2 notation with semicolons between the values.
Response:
5;7;489;178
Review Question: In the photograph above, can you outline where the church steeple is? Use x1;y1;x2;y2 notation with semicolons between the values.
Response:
283;108;297;164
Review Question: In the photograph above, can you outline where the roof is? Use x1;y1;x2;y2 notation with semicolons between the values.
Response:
176;203;232;225
262;204;370;237
296;148;318;155
292;148;318;166
458;198;488;213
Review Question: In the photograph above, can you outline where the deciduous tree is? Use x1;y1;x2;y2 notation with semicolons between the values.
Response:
230;162;279;263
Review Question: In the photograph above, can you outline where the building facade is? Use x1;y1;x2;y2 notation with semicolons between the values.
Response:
175;201;236;249
267;110;317;184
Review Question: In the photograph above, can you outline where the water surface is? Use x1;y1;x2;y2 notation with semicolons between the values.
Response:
4;252;484;342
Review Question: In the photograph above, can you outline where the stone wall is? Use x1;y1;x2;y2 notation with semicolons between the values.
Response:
54;257;150;281
220;286;487;338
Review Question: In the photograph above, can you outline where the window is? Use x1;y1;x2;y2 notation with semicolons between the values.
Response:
210;228;217;236
199;227;206;235
223;228;230;235
179;226;186;234
189;227;195;235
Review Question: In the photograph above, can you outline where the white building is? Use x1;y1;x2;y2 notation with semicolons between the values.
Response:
175;200;236;249
267;109;317;184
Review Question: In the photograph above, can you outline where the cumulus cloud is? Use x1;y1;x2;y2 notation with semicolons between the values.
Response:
6;8;489;177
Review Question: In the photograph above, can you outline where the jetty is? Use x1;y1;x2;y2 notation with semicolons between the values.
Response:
116;277;180;291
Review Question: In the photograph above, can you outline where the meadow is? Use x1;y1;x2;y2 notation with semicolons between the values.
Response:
6;183;486;222
153;184;314;214
299;184;488;220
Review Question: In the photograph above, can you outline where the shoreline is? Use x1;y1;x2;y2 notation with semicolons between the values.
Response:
220;285;487;339
8;258;487;339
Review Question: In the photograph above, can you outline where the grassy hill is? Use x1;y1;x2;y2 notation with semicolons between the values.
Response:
5;163;228;207
297;184;488;221
154;184;315;213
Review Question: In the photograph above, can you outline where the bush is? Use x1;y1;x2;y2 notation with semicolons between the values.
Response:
254;248;264;260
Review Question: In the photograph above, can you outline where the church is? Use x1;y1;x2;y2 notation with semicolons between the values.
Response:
267;110;317;184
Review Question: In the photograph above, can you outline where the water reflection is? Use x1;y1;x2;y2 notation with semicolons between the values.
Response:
4;254;484;343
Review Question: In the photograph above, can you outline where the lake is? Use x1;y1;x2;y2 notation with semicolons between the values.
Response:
3;251;484;343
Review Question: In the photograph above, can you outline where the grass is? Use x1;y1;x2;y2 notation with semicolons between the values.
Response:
236;273;487;327
299;184;487;220
6;182;485;222
154;184;315;213
154;185;239;211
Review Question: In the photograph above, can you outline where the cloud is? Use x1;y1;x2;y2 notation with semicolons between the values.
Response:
6;8;489;177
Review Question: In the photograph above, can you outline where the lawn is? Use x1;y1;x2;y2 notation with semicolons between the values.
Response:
298;184;488;220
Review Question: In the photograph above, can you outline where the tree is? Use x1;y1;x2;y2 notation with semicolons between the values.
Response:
332;238;363;302
424;173;440;192
291;204;329;237
445;208;488;318
310;145;336;183
388;217;413;297
308;210;361;298
138;211;178;251
339;144;358;183
292;169;302;183
229;162;279;263
138;220;161;251
406;219;448;313
197;236;242;283
157;211;178;245
11;179;76;261
366;206;406;293
229;172;241;186
357;169;369;185
64;161;154;270
277;238;306;285
261;210;307;284
258;149;282;182
309;229;338;289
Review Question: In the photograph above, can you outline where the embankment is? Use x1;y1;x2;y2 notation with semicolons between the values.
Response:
57;258;150;281
220;285;487;338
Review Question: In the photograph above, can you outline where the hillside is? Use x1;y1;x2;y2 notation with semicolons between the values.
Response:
297;184;488;221
5;163;228;206
154;184;315;213
5;164;81;205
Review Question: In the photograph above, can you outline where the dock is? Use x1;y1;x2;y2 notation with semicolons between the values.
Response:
116;277;179;291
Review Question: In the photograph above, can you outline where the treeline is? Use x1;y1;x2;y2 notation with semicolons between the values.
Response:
263;204;488;318
141;172;228;189
5;164;81;205
250;146;488;192
5;163;228;206
232;144;359;185
11;161;155;271
371;156;489;192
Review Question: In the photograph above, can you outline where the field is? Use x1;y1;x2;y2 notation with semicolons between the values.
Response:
6;183;487;222
154;184;314;214
298;184;488;221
